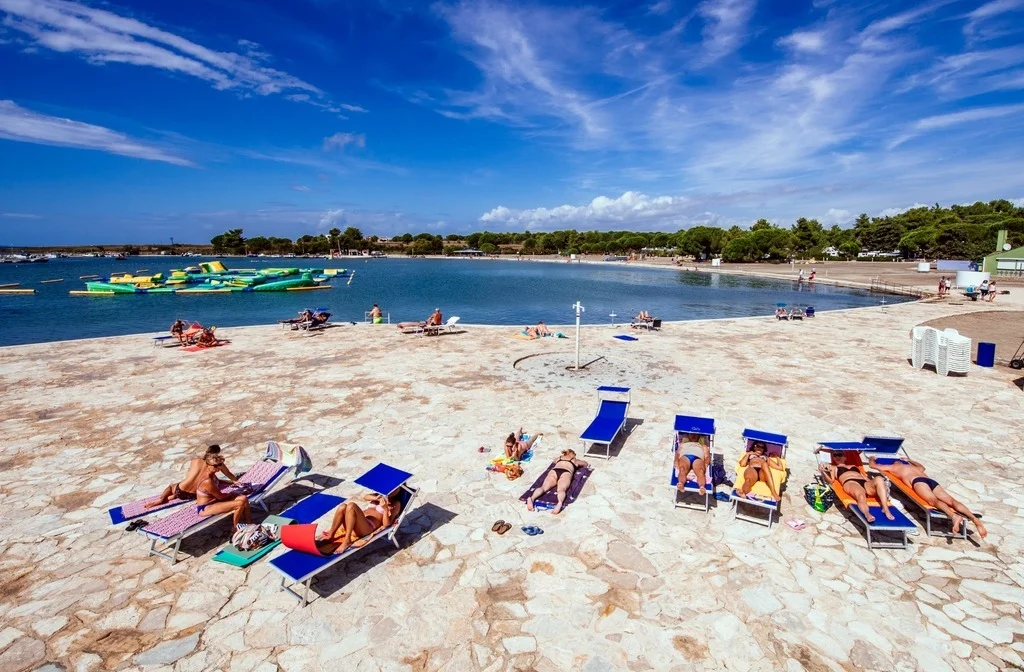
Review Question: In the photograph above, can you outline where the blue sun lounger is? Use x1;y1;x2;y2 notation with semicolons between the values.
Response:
670;415;717;512
818;441;918;550
579;386;631;459
269;463;419;606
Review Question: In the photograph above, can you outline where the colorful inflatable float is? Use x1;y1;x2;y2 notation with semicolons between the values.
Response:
71;260;346;295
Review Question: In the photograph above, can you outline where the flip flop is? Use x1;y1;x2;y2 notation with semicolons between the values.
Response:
786;519;806;531
522;526;544;536
497;522;512;535
491;520;505;532
126;519;148;532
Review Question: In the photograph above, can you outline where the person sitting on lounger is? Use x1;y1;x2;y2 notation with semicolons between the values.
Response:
526;449;588;515
775;308;788;320
196;327;218;346
816;450;894;523
316;493;402;555
369;304;383;323
635;310;652;321
789;307;805;320
504;429;542;461
282;310;313;325
170;319;188;345
737;441;783;501
675;432;712;495
868;456;986;537
309;310;330;326
145;444;238;508
536;321;551;337
195;453;251;527
427;308;443;326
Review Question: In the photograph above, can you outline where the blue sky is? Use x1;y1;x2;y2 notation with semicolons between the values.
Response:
1;0;1023;244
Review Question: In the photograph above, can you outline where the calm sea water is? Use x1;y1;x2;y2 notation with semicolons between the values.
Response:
0;257;910;346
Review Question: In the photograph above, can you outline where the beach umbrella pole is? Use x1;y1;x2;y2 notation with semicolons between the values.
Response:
573;301;585;370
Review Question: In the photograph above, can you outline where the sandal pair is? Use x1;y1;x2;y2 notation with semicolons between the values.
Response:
522;526;544;536
491;520;512;535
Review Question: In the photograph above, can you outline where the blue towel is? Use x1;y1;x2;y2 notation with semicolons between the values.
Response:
614;334;638;341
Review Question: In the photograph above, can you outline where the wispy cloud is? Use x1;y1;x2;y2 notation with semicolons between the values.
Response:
777;30;826;53
481;191;697;230
339;103;368;113
888;103;1024;148
322;132;366;151
964;0;1024;41
1;212;43;219
292;184;311;192
0;0;361;113
0;100;193;165
698;0;756;63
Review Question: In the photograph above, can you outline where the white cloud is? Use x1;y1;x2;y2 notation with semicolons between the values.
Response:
698;0;756;62
822;208;852;225
888;103;1024;148
964;0;1024;39
319;209;345;228
778;30;826;53
0;0;344;110
339;104;368;113
1011;197;1024;207
480;191;698;230
1;212;42;219
321;132;366;151
292;185;311;192
648;1;672;14
0;100;193;165
877;203;927;218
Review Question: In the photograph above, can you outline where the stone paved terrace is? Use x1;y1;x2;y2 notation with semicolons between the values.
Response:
1;298;1023;672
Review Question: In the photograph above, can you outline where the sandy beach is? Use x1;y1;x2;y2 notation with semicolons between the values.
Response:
2;296;1024;671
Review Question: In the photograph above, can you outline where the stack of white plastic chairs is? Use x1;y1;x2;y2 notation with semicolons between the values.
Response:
937;328;971;376
910;326;971;376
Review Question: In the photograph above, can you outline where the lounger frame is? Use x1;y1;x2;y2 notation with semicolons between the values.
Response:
138;464;289;564
731;429;788;529
671;415;717;512
580;386;631;459
271;464;419;606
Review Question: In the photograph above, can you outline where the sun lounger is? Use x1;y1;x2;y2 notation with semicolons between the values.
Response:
670;414;717;512
212;492;345;568
136;459;292;564
422;316;460;336
818;443;917;550
269;463;419;606
151;334;176;347
730;429;788;528
579;386;631;459
630;318;661;330
856;436;977;539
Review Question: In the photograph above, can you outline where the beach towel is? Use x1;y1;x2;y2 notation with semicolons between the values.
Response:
182;340;230;352
212;514;293;567
518;462;594;510
265;441;312;477
108;458;282;524
613;334;638;341
488;435;540;471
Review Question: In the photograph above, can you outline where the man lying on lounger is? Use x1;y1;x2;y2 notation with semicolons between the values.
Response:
526;449;588;515
817;450;894;523
145;444;238;508
315;493;402;555
867;456;987;538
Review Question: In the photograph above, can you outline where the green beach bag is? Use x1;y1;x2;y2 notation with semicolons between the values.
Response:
803;483;835;513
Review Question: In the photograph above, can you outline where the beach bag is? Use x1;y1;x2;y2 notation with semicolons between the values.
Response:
504;463;523;481
803;484;835;513
711;464;729;486
232;523;279;552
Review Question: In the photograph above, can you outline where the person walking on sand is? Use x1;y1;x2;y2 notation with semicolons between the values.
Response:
868;456;986;538
527;449;588;515
145;445;237;508
938;276;946;297
987;280;997;302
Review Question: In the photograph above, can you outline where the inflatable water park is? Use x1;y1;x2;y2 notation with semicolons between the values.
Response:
70;261;348;296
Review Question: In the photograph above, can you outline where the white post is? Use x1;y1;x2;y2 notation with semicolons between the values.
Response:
573;301;585;370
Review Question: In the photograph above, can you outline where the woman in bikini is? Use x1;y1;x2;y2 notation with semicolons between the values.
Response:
675;432;712;495
817;449;894;523
170;319;187;345
504;429;542;461
737;441;783;501
526;449;588;515
316;493;402;555
194;453;251;527
145;445;237;509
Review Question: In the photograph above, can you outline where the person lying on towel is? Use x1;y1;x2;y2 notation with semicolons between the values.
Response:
536;321;551;337
868;456;986;538
315;493;403;555
737;441;783;502
816;449;894;523
196;327;219;346
675;432;712;495
504;429;542;461
526;449;589;515
195;453;251;527
146;444;238;508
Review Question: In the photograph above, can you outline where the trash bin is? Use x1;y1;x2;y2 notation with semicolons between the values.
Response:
977;341;996;367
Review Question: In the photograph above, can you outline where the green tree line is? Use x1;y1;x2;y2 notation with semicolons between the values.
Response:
210;199;1024;261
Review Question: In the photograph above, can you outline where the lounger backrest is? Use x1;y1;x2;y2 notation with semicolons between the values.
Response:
597;400;628;420
673;415;716;452
861;436;904;455
742;429;787;458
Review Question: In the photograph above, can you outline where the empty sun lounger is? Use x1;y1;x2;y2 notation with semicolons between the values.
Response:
212;492;345;568
818;443;917;550
857;436;977;539
137;458;292;564
670;414;717;512
579;386;631;459
730;429;788;528
269;463;419;606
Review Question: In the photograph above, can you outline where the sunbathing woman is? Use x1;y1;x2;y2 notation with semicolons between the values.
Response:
868;455;985;537
504;429;542;460
675;432;712;495
194;453;251;527
170;319;187;345
775;308;788;320
526;449;588;515
145;445;237;508
196;327;218;347
316;493;402;555
281;309;313;325
817;450;894;523
737;441;783;501
536;321;551;337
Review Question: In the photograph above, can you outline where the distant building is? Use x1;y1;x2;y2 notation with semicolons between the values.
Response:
858;249;902;258
453;248;484;257
982;229;1024;277
822;246;840;257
